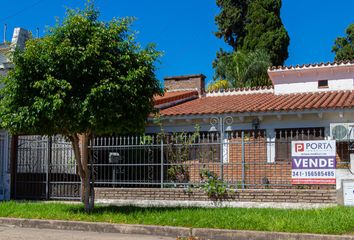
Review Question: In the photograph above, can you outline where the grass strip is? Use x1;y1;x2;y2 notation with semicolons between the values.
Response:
0;201;353;235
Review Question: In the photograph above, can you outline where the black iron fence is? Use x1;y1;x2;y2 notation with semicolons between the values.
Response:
12;129;351;200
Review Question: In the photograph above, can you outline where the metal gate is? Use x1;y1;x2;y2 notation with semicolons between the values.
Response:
13;135;80;200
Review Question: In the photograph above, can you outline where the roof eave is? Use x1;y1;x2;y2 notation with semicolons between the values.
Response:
150;107;354;121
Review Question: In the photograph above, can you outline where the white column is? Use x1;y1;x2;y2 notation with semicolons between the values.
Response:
351;154;354;174
266;128;276;163
325;127;331;140
222;136;229;164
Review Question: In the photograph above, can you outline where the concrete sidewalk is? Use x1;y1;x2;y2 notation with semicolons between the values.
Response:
0;224;174;240
0;217;353;240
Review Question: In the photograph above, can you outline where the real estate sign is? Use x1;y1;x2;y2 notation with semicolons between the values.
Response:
291;140;336;185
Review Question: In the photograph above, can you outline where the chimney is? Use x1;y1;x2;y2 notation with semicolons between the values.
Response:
11;27;31;50
164;74;206;96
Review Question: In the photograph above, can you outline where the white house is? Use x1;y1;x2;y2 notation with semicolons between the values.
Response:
147;62;354;194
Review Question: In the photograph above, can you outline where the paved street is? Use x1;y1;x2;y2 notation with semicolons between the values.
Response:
0;225;175;240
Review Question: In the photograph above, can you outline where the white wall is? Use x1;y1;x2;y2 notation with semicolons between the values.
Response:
336;169;354;190
274;78;354;94
268;64;354;95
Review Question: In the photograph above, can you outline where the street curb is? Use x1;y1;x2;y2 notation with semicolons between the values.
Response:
192;228;354;240
0;217;353;240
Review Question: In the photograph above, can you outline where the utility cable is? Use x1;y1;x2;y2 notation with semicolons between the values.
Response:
0;0;45;23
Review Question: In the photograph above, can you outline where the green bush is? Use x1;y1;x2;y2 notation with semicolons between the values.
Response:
200;169;227;199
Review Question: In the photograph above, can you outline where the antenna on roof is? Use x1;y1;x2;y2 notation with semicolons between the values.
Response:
36;27;39;38
3;24;7;43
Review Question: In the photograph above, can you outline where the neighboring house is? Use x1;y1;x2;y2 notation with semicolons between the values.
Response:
0;27;30;201
0;27;30;74
0;38;11;201
0;40;11;77
147;62;354;191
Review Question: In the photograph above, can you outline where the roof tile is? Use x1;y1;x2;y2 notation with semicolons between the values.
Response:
154;90;198;106
159;90;354;116
268;60;354;71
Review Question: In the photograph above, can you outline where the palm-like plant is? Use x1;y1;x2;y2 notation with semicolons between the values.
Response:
207;79;231;92
211;49;272;89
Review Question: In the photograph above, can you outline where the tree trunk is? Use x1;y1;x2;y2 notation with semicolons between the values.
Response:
69;133;94;212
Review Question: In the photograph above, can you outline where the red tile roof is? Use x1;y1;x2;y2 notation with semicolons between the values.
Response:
268;60;354;71
154;90;198;106
160;90;354;116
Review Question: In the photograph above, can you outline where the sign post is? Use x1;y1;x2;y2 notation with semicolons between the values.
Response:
291;140;336;185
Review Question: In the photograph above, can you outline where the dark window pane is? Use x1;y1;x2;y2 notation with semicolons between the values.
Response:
318;80;328;88
275;128;325;161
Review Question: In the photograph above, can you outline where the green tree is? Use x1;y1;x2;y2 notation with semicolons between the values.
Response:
215;0;248;50
242;0;289;66
0;4;162;211
215;0;290;66
213;49;272;89
207;79;231;91
332;23;354;61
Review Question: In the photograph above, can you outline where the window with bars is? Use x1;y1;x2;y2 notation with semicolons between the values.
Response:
275;128;325;161
187;130;266;163
336;141;350;163
227;130;266;141
188;131;220;163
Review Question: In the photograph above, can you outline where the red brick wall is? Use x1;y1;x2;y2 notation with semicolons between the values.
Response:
182;133;335;189
227;134;294;188
185;134;291;187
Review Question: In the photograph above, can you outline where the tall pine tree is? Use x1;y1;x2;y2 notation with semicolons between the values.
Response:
215;0;248;50
215;0;290;66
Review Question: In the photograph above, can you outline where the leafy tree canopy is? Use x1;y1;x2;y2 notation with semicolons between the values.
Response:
332;23;354;61
215;0;290;66
213;49;272;89
0;4;162;136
